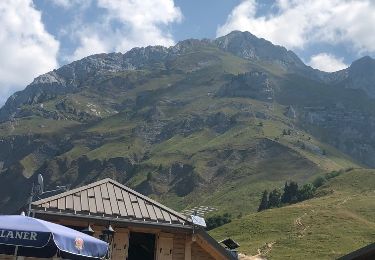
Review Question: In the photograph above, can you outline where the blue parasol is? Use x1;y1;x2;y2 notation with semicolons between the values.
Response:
0;215;108;259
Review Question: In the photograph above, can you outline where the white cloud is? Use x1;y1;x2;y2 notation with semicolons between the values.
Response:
308;53;348;72
50;0;91;9
217;0;375;53
50;0;73;8
0;0;59;105
68;0;182;61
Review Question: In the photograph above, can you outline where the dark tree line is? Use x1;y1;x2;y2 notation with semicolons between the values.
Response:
258;181;316;212
205;213;232;231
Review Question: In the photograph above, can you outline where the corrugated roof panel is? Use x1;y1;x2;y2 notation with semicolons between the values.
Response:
107;183;120;215
170;214;179;223
32;178;190;227
49;200;57;209
73;194;81;212
138;199;150;219
129;193;138;203
117;199;127;216
81;190;89;211
146;203;157;221
88;192;97;214
103;198;112;215
57;198;65;210
153;206;165;221
113;186;123;201
131;199;143;219
161;211;172;223
113;186;126;216
121;190;134;217
87;188;95;198
66;195;74;210
94;186;104;213
100;184;109;199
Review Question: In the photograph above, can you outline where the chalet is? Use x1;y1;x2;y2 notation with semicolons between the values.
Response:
30;178;235;260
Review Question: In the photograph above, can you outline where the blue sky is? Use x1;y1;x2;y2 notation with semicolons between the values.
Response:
0;0;375;105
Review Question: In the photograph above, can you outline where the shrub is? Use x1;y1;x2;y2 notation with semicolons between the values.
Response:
312;176;326;188
298;183;316;201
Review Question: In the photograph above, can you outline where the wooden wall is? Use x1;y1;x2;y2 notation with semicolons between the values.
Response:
191;242;216;260
172;234;186;260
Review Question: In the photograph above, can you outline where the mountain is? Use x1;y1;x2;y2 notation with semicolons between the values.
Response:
210;169;375;259
0;31;324;123
0;31;373;256
327;56;375;97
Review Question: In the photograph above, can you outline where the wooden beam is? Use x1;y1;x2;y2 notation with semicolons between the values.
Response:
185;235;192;260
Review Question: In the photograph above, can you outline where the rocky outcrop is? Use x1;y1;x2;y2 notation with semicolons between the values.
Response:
218;71;273;101
297;106;375;167
285;105;297;119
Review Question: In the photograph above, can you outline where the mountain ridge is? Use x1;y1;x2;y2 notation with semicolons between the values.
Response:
3;31;374;123
0;30;373;219
0;31;350;119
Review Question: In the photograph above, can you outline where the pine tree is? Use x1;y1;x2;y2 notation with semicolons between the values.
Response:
289;181;299;203
258;190;269;212
268;189;281;208
281;181;290;204
281;181;299;204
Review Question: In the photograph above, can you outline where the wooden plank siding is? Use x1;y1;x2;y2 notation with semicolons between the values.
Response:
172;234;186;260
192;242;215;260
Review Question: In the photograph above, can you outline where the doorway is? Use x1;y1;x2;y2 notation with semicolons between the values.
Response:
128;232;156;260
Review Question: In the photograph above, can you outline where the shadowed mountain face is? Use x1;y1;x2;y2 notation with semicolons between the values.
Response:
327;56;375;97
0;31;373;215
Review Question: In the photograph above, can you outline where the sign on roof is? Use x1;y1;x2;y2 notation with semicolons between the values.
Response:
191;215;206;227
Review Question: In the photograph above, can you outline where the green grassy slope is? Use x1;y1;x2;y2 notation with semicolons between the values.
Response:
209;169;375;259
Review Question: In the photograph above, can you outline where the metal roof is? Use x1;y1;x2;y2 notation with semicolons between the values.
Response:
32;178;190;227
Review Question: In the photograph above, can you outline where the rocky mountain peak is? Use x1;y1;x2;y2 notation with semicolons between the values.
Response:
327;56;375;98
349;56;375;74
214;30;305;69
170;38;211;54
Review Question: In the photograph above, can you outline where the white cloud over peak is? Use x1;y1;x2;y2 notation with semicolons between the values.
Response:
217;0;375;54
68;0;182;61
0;0;59;105
308;53;348;72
